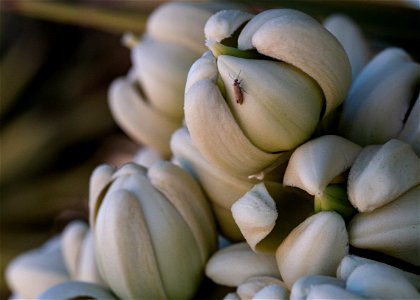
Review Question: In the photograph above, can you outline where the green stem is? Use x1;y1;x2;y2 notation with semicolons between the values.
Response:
3;1;148;34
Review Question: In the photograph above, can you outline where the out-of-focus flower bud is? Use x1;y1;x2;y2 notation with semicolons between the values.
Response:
89;161;217;299
276;211;348;288
348;184;420;265
345;263;420;298
205;242;280;287
5;237;69;299
185;8;351;177
339;47;420;149
348;139;419;212
132;146;163;168
109;3;233;157
36;281;117;300
323;14;371;79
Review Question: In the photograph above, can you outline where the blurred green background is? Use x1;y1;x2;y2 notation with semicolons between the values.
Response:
0;0;418;298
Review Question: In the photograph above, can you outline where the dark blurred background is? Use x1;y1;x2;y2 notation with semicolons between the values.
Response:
0;0;418;298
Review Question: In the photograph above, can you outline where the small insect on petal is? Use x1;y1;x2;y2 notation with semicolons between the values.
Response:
232;71;244;105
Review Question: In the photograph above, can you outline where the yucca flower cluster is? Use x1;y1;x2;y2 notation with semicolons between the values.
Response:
5;2;419;299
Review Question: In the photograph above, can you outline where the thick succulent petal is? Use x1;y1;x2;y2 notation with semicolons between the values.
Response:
290;275;345;300
231;182;312;252
217;55;323;152
205;242;280;287
249;9;351;117
133;146;163;168
131;37;199;119
276;211;348;288
171;127;253;240
283;135;361;196
36;281;117;300
61;220;89;279
236;276;288;300
5;237;69;299
348;139;420;212
205;9;254;43
148;2;233;54
147;160;217;263
348;184;420;265
95;169;203;299
108;77;181;156
306;284;364;300
339;47;419;145
346;263;419;298
89;164;114;227
252;283;289;300
337;255;420;290
184;78;281;176
323;14;371;79
77;231;104;285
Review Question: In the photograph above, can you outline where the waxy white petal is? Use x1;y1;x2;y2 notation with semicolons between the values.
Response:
205;242;280;287
217;55;323;152
283;135;361;196
346;263;419;298
36;281;116;300
250;9;351;117
276;211;348;288
348;139;420;212
348;184;420;265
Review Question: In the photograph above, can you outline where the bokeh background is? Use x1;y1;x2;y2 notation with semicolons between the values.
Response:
0;0;418;298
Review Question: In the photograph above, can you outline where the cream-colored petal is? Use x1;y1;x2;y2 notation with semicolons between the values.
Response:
132;146;163;168
184;79;281;176
348;184;420;265
36;281;117;300
346;263;419;298
108;77;181;156
337;255;420;290
204;9;254;43
185;51;219;94
283;135;361;196
348;139;420;212
5;237;69;299
238;9;291;50
306;284;363;300
148;160;217;263
205;242;280;287
171;127;252;241
339;60;419;145
231;183;277;252
61;220;89;279
89;164;114;227
95;189;166;299
232;182;312;253
77;231;104;285
251;9;351;117
131;37;198;119
252;283;289;300
276;211;348;288
147;2;232;54
323;14;371;79
290;275;345;300
236;276;287;300
217;55;323;152
97;170;203;299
